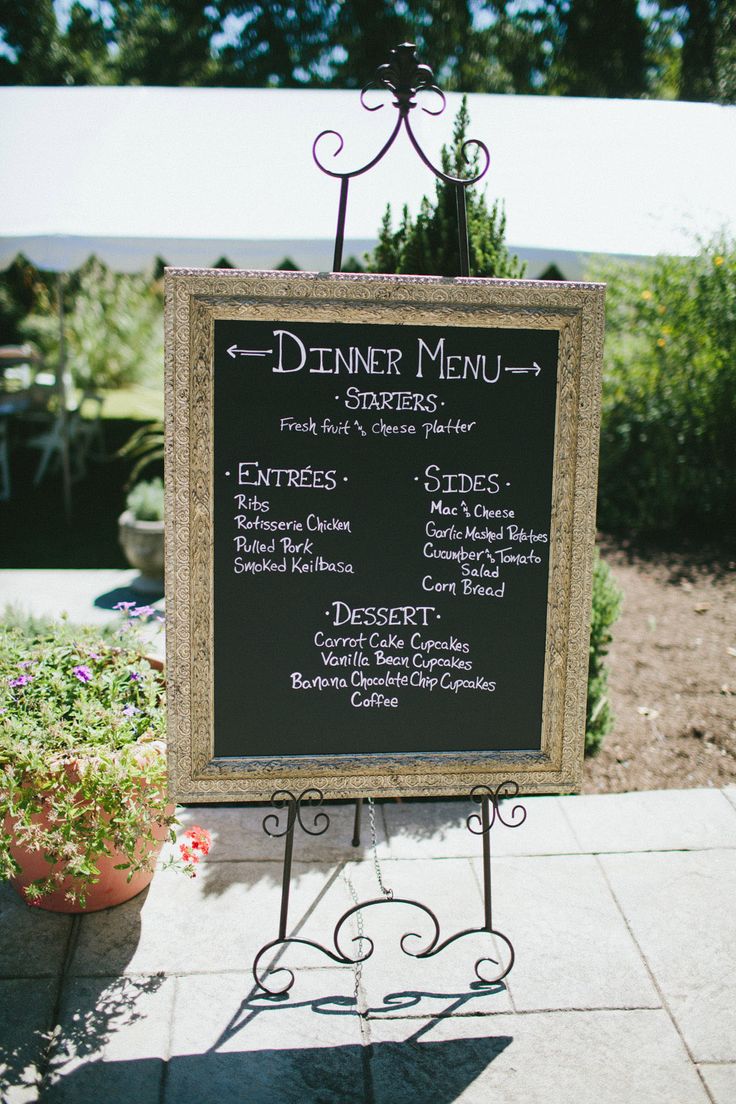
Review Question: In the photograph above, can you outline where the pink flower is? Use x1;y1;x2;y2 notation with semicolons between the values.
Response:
130;605;156;619
114;601;136;612
73;665;92;683
122;704;139;717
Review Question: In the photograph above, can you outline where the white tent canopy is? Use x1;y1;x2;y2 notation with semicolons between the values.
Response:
1;86;735;275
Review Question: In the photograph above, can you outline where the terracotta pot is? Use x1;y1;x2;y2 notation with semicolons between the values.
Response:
6;754;172;913
7;823;169;913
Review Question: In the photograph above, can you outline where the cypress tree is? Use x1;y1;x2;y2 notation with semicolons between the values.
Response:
365;98;524;279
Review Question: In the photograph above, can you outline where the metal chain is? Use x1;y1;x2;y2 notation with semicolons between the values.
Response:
368;797;393;900
342;865;367;1024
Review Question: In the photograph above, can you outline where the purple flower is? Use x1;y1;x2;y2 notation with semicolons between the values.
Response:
114;601;136;612
8;674;32;688
122;704;139;717
129;671;142;682
18;660;34;669
130;605;156;619
73;665;92;683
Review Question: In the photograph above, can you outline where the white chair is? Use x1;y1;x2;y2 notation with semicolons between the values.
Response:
27;391;105;485
27;407;81;486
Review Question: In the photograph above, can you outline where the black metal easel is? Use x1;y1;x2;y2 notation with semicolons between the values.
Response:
252;43;527;997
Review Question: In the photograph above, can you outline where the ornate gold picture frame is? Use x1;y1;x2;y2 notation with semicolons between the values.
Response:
165;269;604;802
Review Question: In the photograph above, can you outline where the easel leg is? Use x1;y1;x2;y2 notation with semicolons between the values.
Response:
481;793;493;932
278;808;295;941
351;798;363;848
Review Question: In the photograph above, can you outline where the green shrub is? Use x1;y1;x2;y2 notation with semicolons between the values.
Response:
126;478;164;522
592;238;736;537
585;554;623;756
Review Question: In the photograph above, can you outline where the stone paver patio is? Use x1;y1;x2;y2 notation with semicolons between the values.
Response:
2;787;735;1103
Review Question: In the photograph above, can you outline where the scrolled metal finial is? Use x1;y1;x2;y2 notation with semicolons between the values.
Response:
263;789;298;838
312;41;488;186
467;782;527;835
361;41;444;116
493;780;527;829
295;788;330;836
262;787;330;838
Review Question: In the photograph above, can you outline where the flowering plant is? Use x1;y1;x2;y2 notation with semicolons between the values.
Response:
0;608;207;908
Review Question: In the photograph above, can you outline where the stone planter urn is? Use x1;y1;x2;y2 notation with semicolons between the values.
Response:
118;510;164;593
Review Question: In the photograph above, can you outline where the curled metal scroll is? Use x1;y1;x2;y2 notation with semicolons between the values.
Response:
253;893;514;995
262;788;330;839
402;919;515;985
312;42;490;187
254;896;439;996
467;781;528;835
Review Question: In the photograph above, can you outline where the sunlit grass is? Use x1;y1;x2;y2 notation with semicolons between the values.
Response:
101;382;164;422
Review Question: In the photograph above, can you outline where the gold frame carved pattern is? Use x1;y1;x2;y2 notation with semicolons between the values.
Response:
164;270;605;802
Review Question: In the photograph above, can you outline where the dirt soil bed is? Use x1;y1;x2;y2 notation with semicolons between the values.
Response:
583;537;736;793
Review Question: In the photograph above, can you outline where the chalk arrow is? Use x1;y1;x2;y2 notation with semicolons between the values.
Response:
227;344;273;359
504;362;541;376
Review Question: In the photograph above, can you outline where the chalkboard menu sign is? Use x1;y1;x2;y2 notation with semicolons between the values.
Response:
165;271;604;801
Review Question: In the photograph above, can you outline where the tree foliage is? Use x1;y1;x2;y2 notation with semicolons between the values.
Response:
0;1;732;103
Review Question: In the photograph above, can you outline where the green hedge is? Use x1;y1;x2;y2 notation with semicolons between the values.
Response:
593;239;736;538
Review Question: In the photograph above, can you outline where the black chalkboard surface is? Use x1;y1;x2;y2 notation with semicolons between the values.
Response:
212;317;559;760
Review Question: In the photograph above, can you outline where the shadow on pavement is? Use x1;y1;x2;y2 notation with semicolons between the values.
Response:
94;583;165;610
41;1034;513;1102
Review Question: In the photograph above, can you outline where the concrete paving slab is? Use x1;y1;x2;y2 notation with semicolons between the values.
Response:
0;884;73;978
477;854;658;1011
723;785;736;812
172;799;388;864
0;978;57;1104
602;849;736;1062
166;970;366;1104
366;1008;710;1104
382;796;581;859
559;788;736;853
336;857;514;1017
43;975;175;1104
69;860;351;978
698;1063;736;1104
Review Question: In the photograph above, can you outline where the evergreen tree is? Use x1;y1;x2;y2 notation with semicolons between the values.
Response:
365;99;524;279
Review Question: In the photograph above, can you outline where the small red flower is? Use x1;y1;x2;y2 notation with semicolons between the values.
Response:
182;826;211;857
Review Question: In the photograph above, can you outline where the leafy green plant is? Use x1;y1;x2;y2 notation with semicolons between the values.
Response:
21;257;163;393
0;609;207;908
365;97;524;279
592;238;736;537
118;419;164;486
126;477;164;523
585;554;623;756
